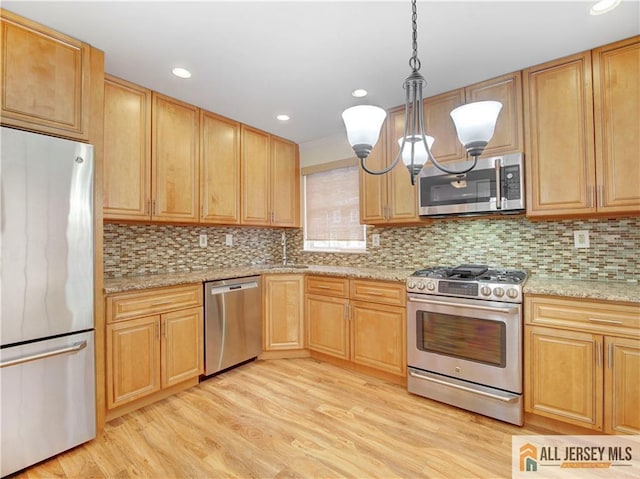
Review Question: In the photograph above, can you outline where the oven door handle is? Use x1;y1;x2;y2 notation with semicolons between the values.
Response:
407;296;517;314
408;370;519;403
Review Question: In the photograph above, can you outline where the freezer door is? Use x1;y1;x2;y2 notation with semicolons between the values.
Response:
0;331;96;476
0;127;94;345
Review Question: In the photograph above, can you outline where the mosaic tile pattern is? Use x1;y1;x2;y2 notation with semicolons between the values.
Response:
104;217;639;282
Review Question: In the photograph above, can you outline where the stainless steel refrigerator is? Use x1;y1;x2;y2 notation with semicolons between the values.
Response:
0;127;96;476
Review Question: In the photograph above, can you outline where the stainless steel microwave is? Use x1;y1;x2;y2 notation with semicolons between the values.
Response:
418;153;524;217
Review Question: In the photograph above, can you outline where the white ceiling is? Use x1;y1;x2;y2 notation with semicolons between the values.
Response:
4;1;639;145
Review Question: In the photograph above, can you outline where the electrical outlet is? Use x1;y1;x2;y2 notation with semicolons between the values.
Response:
372;234;380;247
574;230;590;248
198;234;207;248
225;233;233;246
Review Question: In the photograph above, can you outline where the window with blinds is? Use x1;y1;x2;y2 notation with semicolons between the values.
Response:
303;163;366;252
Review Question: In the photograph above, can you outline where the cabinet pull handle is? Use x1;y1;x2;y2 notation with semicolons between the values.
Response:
608;342;613;369
598;185;604;208
157;322;160;342
316;285;332;289
363;290;384;296
151;300;174;307
596;341;602;368
344;303;349;320
588;317;622;325
152;199;157;216
164;319;168;338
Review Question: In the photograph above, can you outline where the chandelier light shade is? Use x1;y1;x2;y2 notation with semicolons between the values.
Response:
341;0;503;185
398;135;434;175
450;101;503;157
341;105;387;161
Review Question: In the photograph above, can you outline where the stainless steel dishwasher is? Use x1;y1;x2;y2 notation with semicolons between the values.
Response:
203;276;262;376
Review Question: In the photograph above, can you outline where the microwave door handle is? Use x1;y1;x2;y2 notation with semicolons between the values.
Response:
494;158;502;210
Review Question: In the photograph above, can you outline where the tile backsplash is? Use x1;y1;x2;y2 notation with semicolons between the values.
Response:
104;216;639;282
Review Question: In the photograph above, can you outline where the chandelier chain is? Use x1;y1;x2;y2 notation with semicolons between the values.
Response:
409;0;421;72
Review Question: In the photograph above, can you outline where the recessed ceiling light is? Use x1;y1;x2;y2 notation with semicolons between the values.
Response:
172;67;192;79
590;0;622;15
276;114;290;121
352;89;368;98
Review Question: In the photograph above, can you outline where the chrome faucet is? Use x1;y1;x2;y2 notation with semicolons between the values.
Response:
281;230;287;266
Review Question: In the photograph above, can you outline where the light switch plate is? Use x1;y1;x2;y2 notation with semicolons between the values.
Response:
574;230;590;248
372;234;380;247
225;233;233;246
199;234;207;248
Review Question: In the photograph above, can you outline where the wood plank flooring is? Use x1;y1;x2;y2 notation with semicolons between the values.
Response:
12;358;551;479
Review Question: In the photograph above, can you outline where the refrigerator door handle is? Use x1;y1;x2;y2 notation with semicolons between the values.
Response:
0;340;87;368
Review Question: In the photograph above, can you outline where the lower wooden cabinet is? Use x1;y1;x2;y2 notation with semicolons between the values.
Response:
263;274;304;351
305;276;406;379
105;284;203;414
525;295;640;434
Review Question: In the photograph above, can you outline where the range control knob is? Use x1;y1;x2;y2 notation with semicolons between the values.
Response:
426;281;436;291
407;280;416;290
480;286;492;296
493;287;505;297
417;281;426;290
506;288;519;299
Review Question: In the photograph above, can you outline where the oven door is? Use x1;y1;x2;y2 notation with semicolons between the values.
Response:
407;294;522;393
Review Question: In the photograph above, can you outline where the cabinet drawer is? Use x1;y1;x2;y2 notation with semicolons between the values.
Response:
305;276;349;298
349;280;405;306
525;295;640;337
106;284;203;323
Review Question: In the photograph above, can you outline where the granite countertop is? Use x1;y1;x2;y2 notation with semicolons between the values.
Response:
524;275;640;303
103;264;416;294
104;266;640;304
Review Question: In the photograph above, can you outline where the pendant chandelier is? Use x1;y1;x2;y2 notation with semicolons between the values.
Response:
342;0;503;185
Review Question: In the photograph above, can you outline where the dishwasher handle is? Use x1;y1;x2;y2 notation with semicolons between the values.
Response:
209;280;259;295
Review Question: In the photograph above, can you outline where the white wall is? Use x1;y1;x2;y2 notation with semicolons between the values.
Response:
298;132;354;168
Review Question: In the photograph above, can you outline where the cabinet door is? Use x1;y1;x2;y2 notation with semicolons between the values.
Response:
263;275;304;350
162;307;203;387
152;93;200;222
593;37;640;214
351;301;406;376
241;125;270;225
423;89;466;164
605;336;640;435
106;316;161;409
524;52;596;216
305;294;350;359
0;10;90;140
525;326;603;430
386;107;420;223
359;119;388;224
103;75;151;220
271;136;300;227
200;111;241;224
465;71;523;158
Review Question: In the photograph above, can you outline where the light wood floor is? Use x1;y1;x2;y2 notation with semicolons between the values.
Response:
13;358;551;479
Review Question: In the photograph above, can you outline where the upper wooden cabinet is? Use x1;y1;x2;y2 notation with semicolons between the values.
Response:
525;36;640;217
152;93;200;223
103;75;152;220
359;112;423;225
592;37;640;214
200;111;241;224
0;9;98;140
271;136;300;227
524;51;596;216
241;125;300;227
422;71;523;165
423;89;466;164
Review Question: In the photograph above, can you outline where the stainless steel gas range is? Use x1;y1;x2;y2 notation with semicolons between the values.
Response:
406;264;527;426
